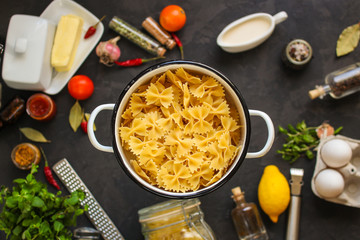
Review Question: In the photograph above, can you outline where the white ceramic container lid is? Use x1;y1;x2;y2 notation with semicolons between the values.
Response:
2;14;55;91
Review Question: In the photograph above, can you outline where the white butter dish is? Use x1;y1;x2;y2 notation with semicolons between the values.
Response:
2;14;55;91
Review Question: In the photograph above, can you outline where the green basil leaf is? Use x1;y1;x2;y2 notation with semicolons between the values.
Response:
53;221;64;232
69;101;84;132
19;127;51;143
334;126;343;135
303;134;315;143
12;225;22;236
287;124;297;134
32;196;45;208
5;196;17;208
39;220;50;234
22;219;32;227
278;126;287;134
306;150;314;159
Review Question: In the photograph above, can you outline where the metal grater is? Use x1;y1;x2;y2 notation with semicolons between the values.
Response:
52;158;125;240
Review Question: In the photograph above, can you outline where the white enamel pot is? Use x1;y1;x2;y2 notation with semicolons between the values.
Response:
88;60;275;198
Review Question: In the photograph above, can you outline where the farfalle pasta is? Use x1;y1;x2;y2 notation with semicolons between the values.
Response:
119;67;243;192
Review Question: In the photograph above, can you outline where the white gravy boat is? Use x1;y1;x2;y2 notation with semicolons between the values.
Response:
217;11;288;53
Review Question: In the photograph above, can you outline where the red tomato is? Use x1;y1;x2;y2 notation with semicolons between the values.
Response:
68;75;94;100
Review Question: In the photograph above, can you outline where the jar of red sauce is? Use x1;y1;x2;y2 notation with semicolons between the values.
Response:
26;93;56;121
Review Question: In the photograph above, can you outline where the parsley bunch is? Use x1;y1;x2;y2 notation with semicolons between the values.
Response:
277;120;342;163
0;165;87;240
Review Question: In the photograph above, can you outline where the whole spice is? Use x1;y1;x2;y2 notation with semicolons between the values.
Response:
142;17;176;50
114;56;164;67
109;16;166;56
19;127;51;143
336;22;360;57
0;164;86;239
40;147;61;190
171;32;184;59
277;121;342;163
11;143;41;170
69;100;84;132
96;36;121;66
84;15;106;39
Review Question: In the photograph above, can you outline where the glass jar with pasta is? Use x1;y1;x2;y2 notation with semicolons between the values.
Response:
138;198;216;240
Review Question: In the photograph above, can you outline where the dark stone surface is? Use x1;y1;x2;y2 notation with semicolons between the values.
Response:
1;0;360;239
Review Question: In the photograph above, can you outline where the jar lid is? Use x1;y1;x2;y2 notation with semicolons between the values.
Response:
138;198;200;223
2;14;56;91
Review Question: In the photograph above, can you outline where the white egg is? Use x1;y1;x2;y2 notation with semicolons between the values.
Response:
314;169;345;198
321;139;352;168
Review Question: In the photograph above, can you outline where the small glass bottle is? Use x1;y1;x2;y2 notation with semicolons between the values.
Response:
142;16;176;50
309;62;360;99
231;187;269;240
138;198;216;240
109;16;166;57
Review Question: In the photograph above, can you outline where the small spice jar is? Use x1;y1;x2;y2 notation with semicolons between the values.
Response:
138;199;216;240
26;93;56;121
282;39;312;70
11;143;41;170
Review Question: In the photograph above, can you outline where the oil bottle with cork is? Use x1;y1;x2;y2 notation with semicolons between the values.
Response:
231;186;269;240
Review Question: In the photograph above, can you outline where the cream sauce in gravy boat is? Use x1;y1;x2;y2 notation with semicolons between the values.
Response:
217;11;288;53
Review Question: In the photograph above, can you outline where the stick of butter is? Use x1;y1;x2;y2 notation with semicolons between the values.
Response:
51;14;84;72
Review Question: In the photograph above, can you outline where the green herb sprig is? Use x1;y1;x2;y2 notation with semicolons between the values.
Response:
0;165;87;240
277;121;342;163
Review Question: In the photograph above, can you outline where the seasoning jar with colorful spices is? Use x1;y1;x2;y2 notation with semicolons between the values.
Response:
138;198;216;240
309;62;360;99
282;39;312;70
11;143;41;170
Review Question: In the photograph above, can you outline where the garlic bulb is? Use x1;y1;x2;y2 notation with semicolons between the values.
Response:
96;36;121;66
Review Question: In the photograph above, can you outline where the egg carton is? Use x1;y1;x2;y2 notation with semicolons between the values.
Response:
311;135;360;207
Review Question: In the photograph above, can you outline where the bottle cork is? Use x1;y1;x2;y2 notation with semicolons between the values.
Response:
142;17;176;50
308;86;325;100
231;186;244;201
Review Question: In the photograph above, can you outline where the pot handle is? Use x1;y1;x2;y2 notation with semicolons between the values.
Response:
246;110;275;158
87;104;115;153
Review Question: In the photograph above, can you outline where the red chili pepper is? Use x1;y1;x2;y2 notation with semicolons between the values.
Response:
114;56;164;67
40;147;61;190
171;33;184;60
84;15;106;39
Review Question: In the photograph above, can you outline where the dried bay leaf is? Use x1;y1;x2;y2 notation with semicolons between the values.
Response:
19;127;51;143
69;101;84;132
336;23;360;57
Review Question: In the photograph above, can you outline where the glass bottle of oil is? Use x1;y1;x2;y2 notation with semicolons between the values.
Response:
231;187;268;240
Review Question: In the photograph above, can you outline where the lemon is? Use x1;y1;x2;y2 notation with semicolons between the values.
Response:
258;165;290;223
